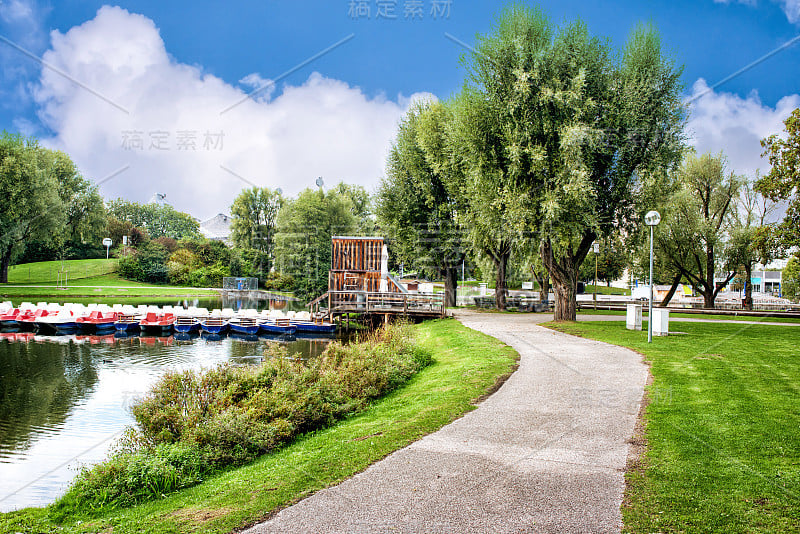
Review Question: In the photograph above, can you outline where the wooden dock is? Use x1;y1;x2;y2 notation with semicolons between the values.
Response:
309;290;445;321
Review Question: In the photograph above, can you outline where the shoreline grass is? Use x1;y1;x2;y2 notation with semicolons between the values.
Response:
1;273;219;299
544;320;800;533
0;318;518;534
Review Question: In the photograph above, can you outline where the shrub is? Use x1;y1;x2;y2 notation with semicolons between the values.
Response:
152;237;178;253
52;323;430;514
117;252;143;281
264;271;295;291
229;253;244;277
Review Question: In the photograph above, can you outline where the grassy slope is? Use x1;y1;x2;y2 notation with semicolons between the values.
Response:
6;259;118;283
0;318;518;534
546;321;800;533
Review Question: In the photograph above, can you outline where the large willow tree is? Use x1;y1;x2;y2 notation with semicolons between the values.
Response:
378;102;467;308
448;5;685;320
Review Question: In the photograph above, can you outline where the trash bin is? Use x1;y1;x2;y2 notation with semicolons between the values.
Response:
626;303;642;331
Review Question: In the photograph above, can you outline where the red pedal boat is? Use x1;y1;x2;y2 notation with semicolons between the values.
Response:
76;311;120;333
139;312;175;335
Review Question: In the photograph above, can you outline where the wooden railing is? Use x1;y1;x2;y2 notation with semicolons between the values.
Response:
312;291;445;317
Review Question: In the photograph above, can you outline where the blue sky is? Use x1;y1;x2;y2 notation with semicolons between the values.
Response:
1;0;799;218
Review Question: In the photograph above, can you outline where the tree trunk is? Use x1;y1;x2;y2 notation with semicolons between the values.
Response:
493;252;509;310
705;244;716;309
532;269;550;302
660;273;682;307
703;289;716;309
0;251;10;284
541;273;550;302
744;264;753;311
443;266;458;308
553;280;577;321
542;236;592;321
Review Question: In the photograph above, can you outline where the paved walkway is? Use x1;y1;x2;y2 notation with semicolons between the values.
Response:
245;311;649;533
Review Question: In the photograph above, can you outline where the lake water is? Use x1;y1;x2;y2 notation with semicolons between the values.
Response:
0;297;342;512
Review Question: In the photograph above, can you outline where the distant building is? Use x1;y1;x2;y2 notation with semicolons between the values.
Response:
199;213;232;245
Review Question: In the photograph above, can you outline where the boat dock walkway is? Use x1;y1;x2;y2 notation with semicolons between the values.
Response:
308;290;446;322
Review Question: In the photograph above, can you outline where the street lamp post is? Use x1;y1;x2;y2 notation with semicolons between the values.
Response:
592;241;599;310
645;210;661;343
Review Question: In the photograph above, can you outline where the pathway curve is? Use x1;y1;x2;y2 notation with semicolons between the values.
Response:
244;311;648;533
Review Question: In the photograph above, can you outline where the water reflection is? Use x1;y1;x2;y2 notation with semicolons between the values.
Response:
0;329;341;512
0;339;98;457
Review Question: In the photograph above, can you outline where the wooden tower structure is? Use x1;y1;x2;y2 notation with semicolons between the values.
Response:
308;236;445;321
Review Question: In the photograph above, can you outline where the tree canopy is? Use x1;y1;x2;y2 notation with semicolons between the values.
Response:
409;5;685;318
0;132;106;282
274;185;363;300
653;152;742;308
230;186;283;274
757;107;800;250
106;199;199;240
378;101;466;307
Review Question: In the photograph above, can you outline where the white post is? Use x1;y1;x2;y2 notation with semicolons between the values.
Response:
648;225;654;343
379;245;389;293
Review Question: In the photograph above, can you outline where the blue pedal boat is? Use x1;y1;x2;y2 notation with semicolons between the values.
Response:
174;316;201;334
114;314;141;333
292;320;337;334
200;316;229;334
258;319;297;336
229;317;260;335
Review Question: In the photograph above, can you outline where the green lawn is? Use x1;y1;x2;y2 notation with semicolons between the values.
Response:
6;259;118;283
0;318;518;534
583;284;629;295
545;321;800;533
1;273;218;300
575;308;800;324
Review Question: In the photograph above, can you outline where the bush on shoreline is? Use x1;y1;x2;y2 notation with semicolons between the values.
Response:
51;323;430;518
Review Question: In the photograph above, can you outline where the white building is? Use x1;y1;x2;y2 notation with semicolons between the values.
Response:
199;214;232;245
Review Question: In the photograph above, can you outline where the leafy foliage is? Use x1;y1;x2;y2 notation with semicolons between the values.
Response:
274;184;365;300
378;101;466;307
782;255;800;302
52;323;430;515
757;107;800;249
578;236;626;285
230;187;283;274
653;152;742;307
398;6;685;318
106;199;200;240
0;132;106;281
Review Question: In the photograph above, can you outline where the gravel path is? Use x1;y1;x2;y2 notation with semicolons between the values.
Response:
244;311;648;533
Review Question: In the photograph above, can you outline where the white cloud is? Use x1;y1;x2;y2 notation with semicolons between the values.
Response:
685;78;800;177
33;6;432;219
0;0;49;112
778;0;800;22
714;0;800;23
237;73;276;102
